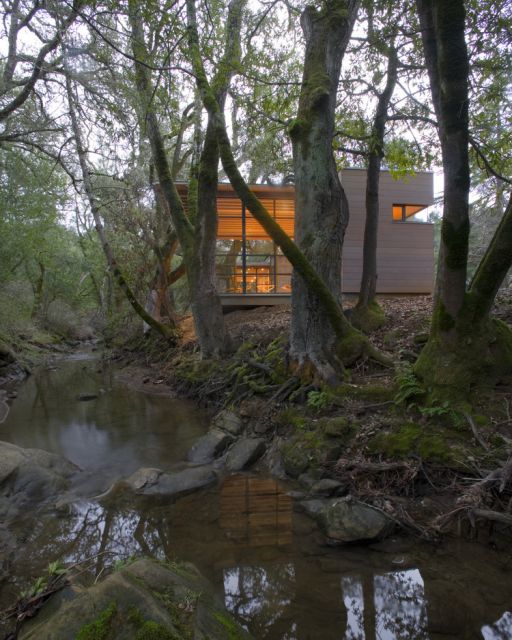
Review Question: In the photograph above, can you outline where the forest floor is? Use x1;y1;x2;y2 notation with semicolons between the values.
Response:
111;293;512;544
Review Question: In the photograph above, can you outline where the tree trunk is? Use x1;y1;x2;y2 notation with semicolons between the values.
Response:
31;260;45;321
129;0;231;357
352;43;398;333
415;0;512;396
65;76;177;342
416;0;470;337
289;0;359;383
188;115;232;355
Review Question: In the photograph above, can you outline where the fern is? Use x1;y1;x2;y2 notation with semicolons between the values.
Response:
394;366;425;405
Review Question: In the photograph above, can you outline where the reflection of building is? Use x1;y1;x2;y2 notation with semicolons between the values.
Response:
176;169;434;307
219;476;292;547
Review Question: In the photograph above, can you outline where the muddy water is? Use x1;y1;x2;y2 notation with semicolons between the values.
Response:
1;355;512;639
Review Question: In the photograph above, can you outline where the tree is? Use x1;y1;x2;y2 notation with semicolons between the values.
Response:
65;74;178;341
414;0;512;397
188;0;390;383
129;0;232;357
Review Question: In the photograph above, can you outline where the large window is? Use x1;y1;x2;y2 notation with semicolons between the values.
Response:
216;186;294;294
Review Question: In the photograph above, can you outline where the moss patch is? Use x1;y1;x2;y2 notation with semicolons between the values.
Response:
280;417;358;476
212;610;246;640
350;301;386;333
76;602;117;640
368;422;465;464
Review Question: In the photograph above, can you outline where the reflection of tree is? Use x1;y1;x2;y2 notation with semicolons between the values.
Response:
482;611;512;639
340;569;428;640
224;564;296;638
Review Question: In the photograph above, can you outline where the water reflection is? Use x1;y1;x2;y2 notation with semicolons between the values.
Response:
342;570;427;639
482;612;512;639
4;478;512;640
0;355;208;484
220;476;293;547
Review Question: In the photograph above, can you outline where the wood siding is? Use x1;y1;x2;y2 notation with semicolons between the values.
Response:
340;169;435;294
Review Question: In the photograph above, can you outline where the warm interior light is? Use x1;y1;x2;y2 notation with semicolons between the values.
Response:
393;204;427;221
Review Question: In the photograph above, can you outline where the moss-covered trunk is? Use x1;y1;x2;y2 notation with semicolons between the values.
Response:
415;0;512;396
129;0;230;356
289;0;359;382
416;0;470;339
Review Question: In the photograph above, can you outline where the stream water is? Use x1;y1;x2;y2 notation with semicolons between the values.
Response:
1;354;512;639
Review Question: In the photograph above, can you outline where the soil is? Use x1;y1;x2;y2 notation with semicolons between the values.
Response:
106;294;512;543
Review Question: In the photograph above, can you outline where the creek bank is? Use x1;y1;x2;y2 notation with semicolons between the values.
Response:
106;298;512;542
19;559;252;640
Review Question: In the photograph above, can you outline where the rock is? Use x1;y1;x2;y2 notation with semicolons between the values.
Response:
0;441;77;517
19;559;253;640
125;467;162;491
76;393;98;401
300;496;394;543
106;465;218;501
263;439;287;478
212;409;243;436
321;416;354;439
226;438;266;472
298;473;317;489
188;429;234;463
310;478;346;497
280;442;310;478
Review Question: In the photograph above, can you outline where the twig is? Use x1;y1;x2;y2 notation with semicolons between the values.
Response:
464;412;489;450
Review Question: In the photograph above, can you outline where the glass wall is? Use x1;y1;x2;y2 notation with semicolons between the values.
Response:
216;193;294;294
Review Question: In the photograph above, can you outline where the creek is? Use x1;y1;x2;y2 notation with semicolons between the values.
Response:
1;353;512;639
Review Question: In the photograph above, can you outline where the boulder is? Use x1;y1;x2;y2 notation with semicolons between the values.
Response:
212;409;243;436
100;465;218;503
0;441;77;518
188;429;234;464
19;559;252;640
301;496;394;543
226;438;266;472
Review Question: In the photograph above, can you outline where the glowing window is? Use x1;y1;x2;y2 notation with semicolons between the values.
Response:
392;204;428;222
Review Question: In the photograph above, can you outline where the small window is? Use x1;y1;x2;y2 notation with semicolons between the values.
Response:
392;204;428;222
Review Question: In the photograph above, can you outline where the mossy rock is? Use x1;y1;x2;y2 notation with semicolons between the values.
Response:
280;440;311;478
19;560;252;640
280;422;351;477
319;416;357;441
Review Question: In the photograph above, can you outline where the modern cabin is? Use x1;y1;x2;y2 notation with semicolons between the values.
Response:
176;169;435;307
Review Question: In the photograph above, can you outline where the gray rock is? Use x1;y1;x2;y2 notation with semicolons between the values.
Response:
19;559;253;640
125;465;217;499
226;438;266;471
298;473;317;489
188;428;234;463
301;496;394;543
310;478;346;497
212;409;243;436
0;441;77;516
